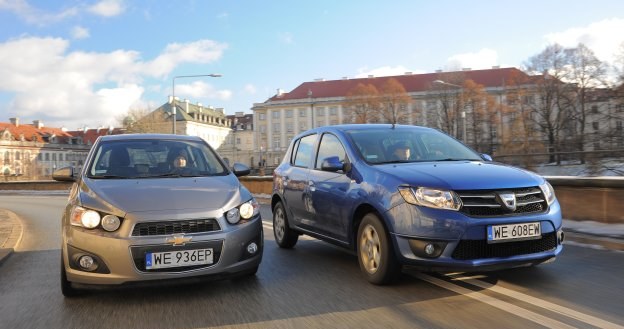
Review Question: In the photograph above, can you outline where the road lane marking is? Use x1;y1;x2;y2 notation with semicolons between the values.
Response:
446;273;624;329
412;273;579;329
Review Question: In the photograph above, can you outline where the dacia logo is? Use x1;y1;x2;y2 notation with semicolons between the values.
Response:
166;234;192;246
498;192;517;212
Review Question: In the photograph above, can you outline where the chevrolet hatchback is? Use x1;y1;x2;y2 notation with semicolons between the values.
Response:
53;134;263;296
271;124;563;284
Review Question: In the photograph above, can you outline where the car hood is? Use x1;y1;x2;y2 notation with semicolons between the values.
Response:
78;175;243;213
375;161;544;190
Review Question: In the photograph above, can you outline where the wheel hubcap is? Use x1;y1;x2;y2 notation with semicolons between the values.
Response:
360;224;381;274
274;207;285;241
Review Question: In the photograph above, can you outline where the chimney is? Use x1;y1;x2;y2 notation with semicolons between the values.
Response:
314;78;324;82
462;68;471;71
342;77;349;80
404;72;413;75
435;69;442;73
276;88;284;96
168;95;174;104
33;120;44;129
9;117;19;127
184;99;190;113
368;75;374;78
492;65;500;69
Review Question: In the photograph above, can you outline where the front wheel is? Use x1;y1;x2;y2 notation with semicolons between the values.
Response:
273;201;299;248
357;213;402;285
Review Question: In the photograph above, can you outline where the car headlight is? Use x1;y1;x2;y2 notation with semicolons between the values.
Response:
70;206;101;229
539;181;556;205
69;206;123;231
398;187;462;211
225;199;260;225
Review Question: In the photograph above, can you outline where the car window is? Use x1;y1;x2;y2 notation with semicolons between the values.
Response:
87;139;227;178
293;134;316;168
315;133;346;170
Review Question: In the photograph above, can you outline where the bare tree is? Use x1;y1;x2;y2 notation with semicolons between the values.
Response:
378;78;411;124
563;43;609;163
343;83;380;123
428;72;467;138
118;107;170;133
523;44;575;163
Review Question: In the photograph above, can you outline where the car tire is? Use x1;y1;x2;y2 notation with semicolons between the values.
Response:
357;213;402;285
61;255;80;297
273;201;298;248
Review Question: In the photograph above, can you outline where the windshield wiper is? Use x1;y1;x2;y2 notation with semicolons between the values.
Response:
434;158;479;162
89;174;129;179
149;173;201;178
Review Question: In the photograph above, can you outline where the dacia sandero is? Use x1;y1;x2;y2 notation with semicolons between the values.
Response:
271;124;563;284
53;134;263;296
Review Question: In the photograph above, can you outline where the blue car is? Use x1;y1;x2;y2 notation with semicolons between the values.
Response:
271;124;563;284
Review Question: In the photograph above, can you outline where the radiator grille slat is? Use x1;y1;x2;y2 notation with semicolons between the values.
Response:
458;187;547;217
452;232;557;260
132;219;220;236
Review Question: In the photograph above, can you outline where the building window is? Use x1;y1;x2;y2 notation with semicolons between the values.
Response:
300;122;307;130
286;110;293;118
617;121;623;131
591;105;598;114
287;123;294;133
273;137;280;149
260;125;266;133
330;120;338;125
37;153;42;161
15;152;21;160
272;111;280;119
592;122;599;131
45;153;49;161
259;113;266;121
299;109;307;117
317;107;325;116
329;107;338;116
236;138;241;145
317;121;323;127
273;123;280;132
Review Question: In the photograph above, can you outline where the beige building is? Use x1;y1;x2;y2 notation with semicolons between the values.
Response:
217;112;255;168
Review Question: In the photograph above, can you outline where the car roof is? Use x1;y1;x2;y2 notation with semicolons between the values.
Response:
97;134;204;142
302;124;434;136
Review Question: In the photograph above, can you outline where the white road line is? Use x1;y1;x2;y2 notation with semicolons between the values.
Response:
446;273;624;329
413;273;579;329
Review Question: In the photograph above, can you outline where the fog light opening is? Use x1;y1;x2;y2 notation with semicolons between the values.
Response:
558;231;565;244
78;255;98;271
247;242;258;254
424;244;436;256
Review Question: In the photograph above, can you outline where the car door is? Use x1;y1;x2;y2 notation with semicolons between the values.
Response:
281;134;317;229
307;133;352;242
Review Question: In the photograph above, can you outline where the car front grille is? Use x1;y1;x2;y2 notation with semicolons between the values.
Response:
451;232;557;260
457;187;547;217
131;218;221;237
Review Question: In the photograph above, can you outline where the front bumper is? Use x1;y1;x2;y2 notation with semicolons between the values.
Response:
62;215;263;286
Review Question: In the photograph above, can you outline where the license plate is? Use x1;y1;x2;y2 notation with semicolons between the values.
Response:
487;222;541;243
145;248;213;269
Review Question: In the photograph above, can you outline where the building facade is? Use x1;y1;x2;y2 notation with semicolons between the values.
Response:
217;112;255;168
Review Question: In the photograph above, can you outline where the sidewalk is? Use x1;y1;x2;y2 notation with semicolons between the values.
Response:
0;203;622;266
0;209;22;265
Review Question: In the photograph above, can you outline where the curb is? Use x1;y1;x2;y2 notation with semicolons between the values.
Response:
0;209;23;265
563;230;624;251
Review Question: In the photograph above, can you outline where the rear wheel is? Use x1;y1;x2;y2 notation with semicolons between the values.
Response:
273;201;298;248
357;213;402;285
61;254;80;297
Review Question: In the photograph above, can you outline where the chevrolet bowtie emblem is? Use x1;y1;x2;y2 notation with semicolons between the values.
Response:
166;234;192;246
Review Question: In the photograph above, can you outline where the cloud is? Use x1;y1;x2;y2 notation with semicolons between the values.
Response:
143;40;227;77
544;18;624;64
176;81;232;101
0;36;227;129
0;0;78;25
355;65;424;78
445;48;498;71
71;26;90;39
243;84;257;95
87;0;125;17
279;32;294;44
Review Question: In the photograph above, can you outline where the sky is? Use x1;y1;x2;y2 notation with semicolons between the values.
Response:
1;0;624;130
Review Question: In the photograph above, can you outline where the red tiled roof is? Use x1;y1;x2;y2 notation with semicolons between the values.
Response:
0;122;73;142
67;127;126;144
268;68;531;102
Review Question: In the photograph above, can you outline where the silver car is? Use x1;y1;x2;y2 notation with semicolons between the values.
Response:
53;134;263;297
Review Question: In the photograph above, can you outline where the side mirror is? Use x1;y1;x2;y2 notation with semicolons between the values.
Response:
321;156;347;172
52;167;76;182
232;163;251;177
481;154;493;162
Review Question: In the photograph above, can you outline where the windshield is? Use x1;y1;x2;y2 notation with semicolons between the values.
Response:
86;139;228;179
346;127;483;164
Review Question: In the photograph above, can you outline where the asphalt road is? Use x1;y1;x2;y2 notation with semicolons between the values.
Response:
0;195;623;329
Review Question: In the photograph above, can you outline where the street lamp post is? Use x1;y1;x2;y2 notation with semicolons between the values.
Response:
433;80;466;142
171;74;222;135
